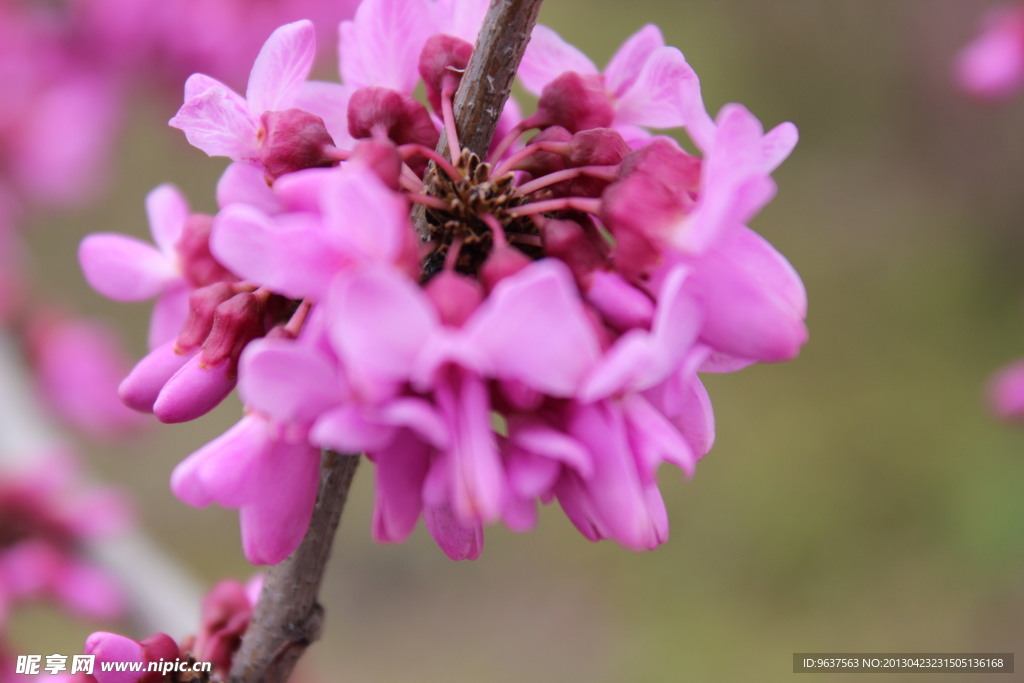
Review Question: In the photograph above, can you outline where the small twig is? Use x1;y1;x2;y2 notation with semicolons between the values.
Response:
227;451;360;683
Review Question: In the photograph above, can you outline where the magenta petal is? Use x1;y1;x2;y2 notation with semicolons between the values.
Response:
239;338;342;424
79;233;178;302
604;25;665;97
326;268;438;385
424;503;483;561
145;184;188;256
171;416;265;508
339;0;434;92
322;169;411;264
506;446;561;498
467;260;600;396
216;162;280;213
119;340;194;413
311;405;397;454
615;46;695;129
148;283;190;350
239;440;321;565
509;420;592;477
989;361;1024;420
519;25;598;94
371;431;430;543
55;561;125;620
153;356;235;423
211;206;337;301
688;226;807;362
378;398;450;449
436;371;504;525
246;20;317;114
85;632;145;683
170;83;258;160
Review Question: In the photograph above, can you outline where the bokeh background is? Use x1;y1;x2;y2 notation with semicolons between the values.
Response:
12;0;1024;680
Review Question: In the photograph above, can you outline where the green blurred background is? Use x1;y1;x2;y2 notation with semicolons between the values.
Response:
14;0;1024;680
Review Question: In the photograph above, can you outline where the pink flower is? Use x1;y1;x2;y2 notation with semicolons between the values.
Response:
79;184;197;349
955;5;1024;99
0;452;130;623
989;360;1024;420
520;24;713;144
170;20;347;169
27;313;146;437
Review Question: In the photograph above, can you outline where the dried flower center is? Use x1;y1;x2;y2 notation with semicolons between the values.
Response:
420;150;542;280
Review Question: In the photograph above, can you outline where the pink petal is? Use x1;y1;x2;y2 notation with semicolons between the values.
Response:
153;356;235;423
216;162;281;213
614;46;695;129
171;416;265;508
211;206;338;301
55;560;125;620
312;405;397;454
519;25;598;94
295;81;356;149
326;268;438;386
604;24;665;97
424;503;483;561
989;360;1024;420
339;0;434;92
246;20;317;115
169;81;258;160
762;121;799;173
239;440;321;565
148;283;190;350
466;260;600;396
436;371;505;525
239;338;342;424
508;419;592;477
370;431;431;543
145;184;188;256
119;340;194;413
79;234;178;301
321;168;411;265
85;632;145;683
686;226;807;362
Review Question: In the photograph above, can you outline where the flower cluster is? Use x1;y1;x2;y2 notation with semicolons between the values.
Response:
0;453;129;627
81;0;807;563
954;4;1024;99
80;577;259;683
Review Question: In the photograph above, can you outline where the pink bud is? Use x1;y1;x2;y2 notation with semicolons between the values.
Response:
153;356;235;423
516;126;571;177
177;282;237;351
118;340;195;413
348;87;439;148
418;34;474;112
479;244;531;291
201;293;267;367
425;271;483;326
178;214;236;288
258;108;336;179
349;139;403;190
541;218;608;285
531;72;614;133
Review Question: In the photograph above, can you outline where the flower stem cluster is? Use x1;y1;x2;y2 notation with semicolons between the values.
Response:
81;0;807;564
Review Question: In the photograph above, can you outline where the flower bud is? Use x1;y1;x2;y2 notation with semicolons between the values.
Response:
258;108;336;179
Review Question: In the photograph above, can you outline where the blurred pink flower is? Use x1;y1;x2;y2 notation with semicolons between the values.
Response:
0;452;130;624
988;360;1024;420
954;5;1024;99
27;313;146;437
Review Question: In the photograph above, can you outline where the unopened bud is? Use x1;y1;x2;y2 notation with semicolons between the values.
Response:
258;108;336;179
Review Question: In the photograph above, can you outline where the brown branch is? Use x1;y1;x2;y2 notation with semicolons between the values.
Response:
227;451;360;683
441;0;544;158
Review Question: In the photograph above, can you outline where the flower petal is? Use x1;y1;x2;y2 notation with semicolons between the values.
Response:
239;338;343;424
79;233;178;302
519;25;598;94
170;80;258;160
339;0;434;92
246;20;317;114
145;184;188;256
604;24;665;97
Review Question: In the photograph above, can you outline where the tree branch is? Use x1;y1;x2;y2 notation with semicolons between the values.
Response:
228;451;360;683
441;0;544;159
